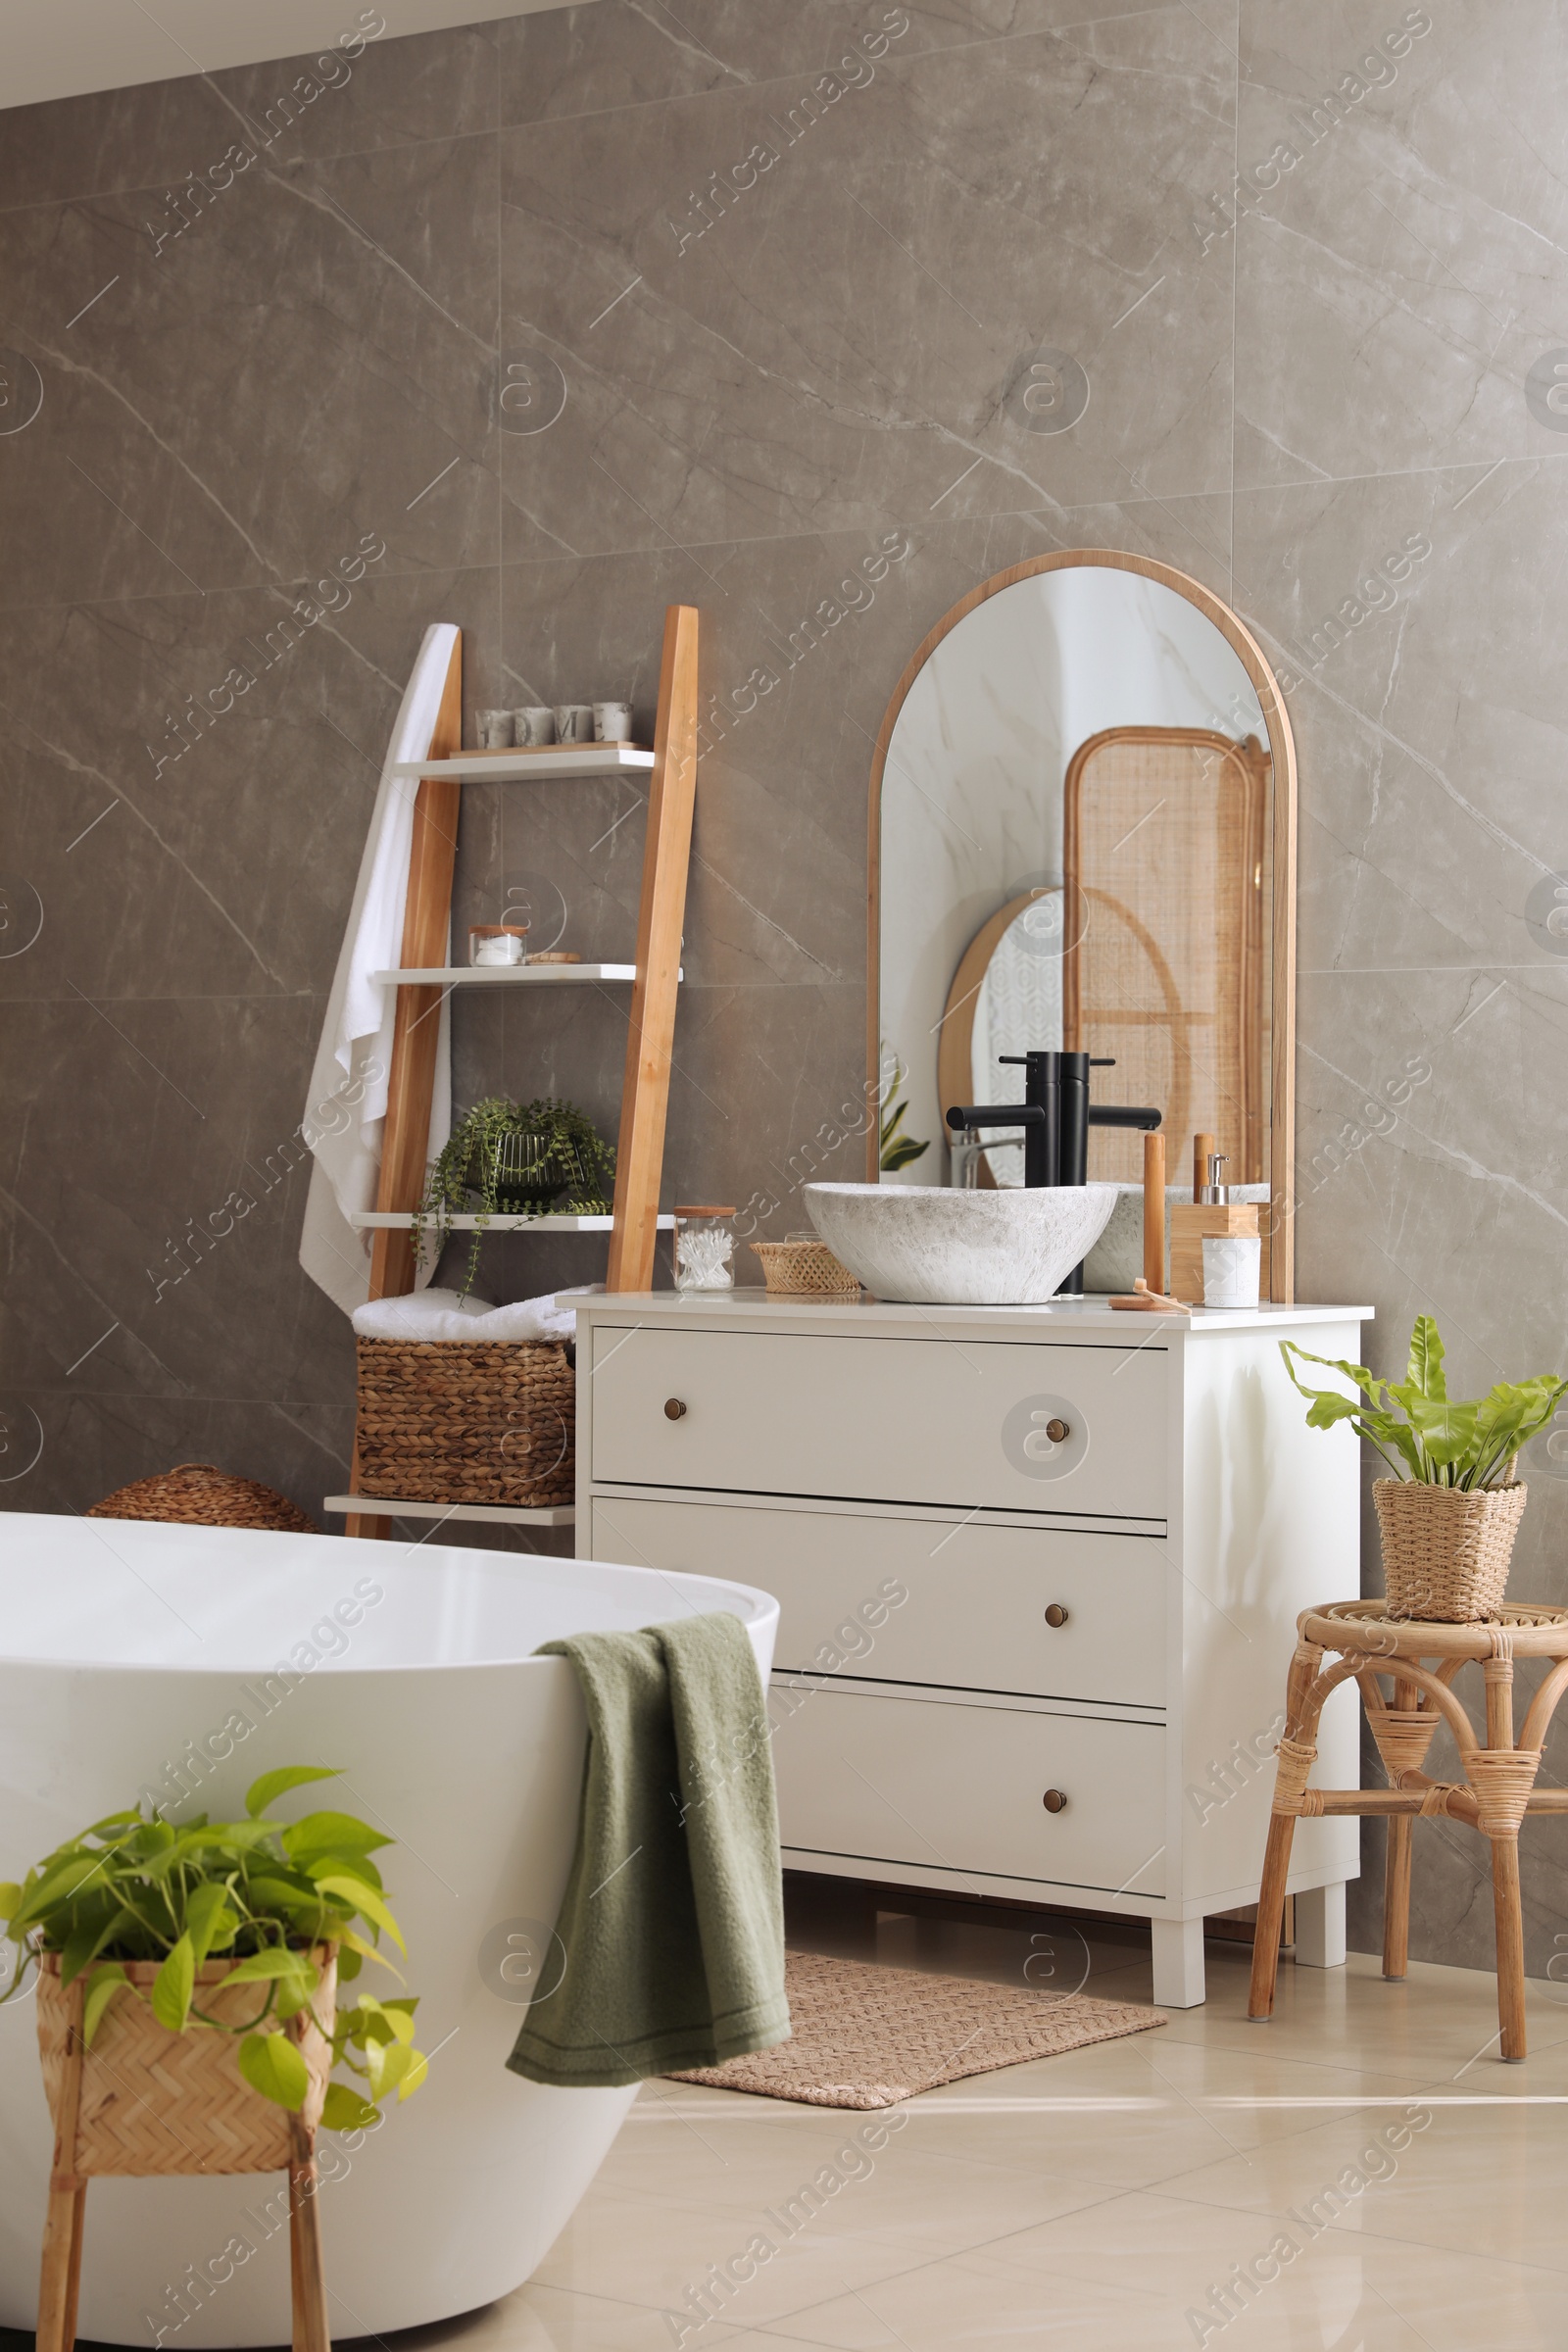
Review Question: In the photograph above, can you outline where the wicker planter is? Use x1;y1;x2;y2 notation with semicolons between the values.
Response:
354;1336;575;1506
750;1239;859;1297
36;1946;336;2178
1374;1478;1528;1623
87;1462;318;1534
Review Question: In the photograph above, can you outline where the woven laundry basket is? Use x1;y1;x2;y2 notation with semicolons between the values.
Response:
35;1947;336;2177
87;1463;318;1534
1374;1479;1528;1622
750;1239;859;1297
354;1337;574;1507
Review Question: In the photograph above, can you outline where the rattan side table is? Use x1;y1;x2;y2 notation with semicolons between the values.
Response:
1248;1599;1568;2061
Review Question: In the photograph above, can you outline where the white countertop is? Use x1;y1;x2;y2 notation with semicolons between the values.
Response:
571;1292;1371;1336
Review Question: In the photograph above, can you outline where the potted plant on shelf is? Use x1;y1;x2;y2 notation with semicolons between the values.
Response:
0;1764;429;2154
1281;1316;1568;1622
415;1094;616;1292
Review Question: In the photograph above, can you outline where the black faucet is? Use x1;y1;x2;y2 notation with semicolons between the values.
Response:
945;1051;1162;1295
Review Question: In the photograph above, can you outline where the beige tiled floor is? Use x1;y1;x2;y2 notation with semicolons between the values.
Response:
360;1890;1568;2350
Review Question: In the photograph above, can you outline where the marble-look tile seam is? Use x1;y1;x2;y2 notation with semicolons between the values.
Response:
0;553;503;621
0;0;1215;215
24;332;279;587
2;1382;354;1410
0;473;1265;626
624;0;750;92
0;118;494;221
734;2187;1156;2341
569;2177;1148;2331
0;991;320;1005
1299;963;1568;979
249;152;496;360
1232;448;1568;501
1301;1040;1568;1241
1248;208;1540;392
501;0;1223;138
0;695;289;986
0;1182;186;1393
0;979;863;1005
1127;2170;1568;2280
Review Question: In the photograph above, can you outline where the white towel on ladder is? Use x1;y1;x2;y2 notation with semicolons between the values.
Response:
298;622;459;1314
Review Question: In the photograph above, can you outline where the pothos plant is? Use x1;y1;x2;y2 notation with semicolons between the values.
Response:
1281;1316;1568;1492
415;1094;616;1295
0;1766;426;2129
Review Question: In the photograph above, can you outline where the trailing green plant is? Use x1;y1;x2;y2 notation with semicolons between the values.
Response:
878;1059;929;1174
416;1093;616;1293
1281;1316;1568;1492
0;1766;426;2128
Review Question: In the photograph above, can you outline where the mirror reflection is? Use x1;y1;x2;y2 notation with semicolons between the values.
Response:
877;562;1277;1219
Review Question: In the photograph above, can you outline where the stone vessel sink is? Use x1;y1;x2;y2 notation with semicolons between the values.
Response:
803;1182;1118;1306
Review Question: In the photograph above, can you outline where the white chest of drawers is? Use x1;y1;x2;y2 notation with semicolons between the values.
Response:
575;1292;1367;2006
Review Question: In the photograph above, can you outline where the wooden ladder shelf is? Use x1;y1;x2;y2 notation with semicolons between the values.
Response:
345;603;699;1540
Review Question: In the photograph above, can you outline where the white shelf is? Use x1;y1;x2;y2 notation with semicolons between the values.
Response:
391;746;654;781
349;1210;675;1232
372;963;675;986
325;1495;575;1528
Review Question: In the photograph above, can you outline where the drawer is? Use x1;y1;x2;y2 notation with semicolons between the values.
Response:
769;1685;1165;1897
587;1327;1167;1519
590;1495;1165;1708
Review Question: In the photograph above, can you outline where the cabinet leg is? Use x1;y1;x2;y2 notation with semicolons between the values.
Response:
1296;1882;1347;1970
1151;1916;1205;2008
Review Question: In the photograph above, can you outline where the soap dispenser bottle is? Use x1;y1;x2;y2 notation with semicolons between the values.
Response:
1167;1144;1262;1302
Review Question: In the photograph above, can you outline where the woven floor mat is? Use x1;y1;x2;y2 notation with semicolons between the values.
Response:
666;1947;1164;2110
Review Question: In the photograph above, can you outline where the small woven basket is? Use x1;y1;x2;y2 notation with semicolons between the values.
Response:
36;1946;336;2178
1374;1479;1528;1622
354;1337;574;1506
750;1239;859;1297
86;1463;317;1534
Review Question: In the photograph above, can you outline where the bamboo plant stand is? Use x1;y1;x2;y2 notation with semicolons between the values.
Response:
35;1962;331;2352
1248;1599;1568;2060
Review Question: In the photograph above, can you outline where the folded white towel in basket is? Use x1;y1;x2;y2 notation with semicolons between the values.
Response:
351;1285;602;1346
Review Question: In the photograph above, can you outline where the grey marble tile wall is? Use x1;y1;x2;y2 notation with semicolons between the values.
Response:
1;0;1563;1966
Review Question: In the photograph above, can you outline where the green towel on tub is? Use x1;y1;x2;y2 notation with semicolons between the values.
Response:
506;1609;790;2087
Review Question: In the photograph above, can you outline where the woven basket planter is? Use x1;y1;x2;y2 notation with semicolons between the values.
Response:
1374;1479;1528;1623
354;1336;575;1507
751;1239;858;1297
36;1947;336;2178
87;1463;318;1534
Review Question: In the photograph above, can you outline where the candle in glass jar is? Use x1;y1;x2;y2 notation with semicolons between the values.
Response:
469;926;528;967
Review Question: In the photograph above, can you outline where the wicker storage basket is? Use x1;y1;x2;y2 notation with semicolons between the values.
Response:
750;1239;859;1297
86;1463;317;1534
354;1337;574;1506
1374;1479;1528;1622
36;1946;336;2177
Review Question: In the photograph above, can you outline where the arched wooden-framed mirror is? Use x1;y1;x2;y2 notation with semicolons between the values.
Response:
867;550;1298;1299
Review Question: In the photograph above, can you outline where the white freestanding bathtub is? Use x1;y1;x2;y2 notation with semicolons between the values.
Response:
0;1514;778;2344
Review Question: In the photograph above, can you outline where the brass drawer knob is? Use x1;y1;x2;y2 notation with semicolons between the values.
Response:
1042;1788;1068;1814
1044;1603;1070;1629
1045;1417;1069;1444
663;1397;687;1421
